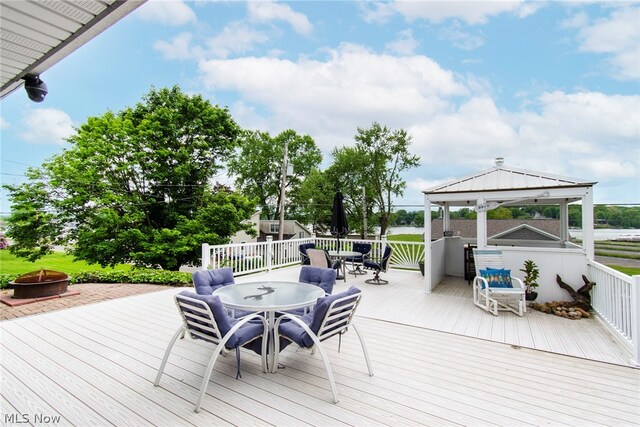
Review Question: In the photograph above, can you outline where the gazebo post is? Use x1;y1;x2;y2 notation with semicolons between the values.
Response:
424;194;432;293
559;200;569;243
476;197;488;249
443;204;450;235
582;187;595;260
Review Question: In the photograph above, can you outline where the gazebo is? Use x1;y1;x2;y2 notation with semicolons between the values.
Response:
422;158;597;299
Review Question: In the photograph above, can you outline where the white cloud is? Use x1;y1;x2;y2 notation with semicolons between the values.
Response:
409;90;639;195
386;29;419;55
206;22;269;58
572;6;640;80
247;1;313;35
136;0;197;26
154;33;204;60
560;11;589;30
391;0;539;25
0;116;9;129
19;109;75;145
438;24;485;50
359;1;396;24
407;177;445;193
510;91;639;181
198;43;467;149
410;96;518;165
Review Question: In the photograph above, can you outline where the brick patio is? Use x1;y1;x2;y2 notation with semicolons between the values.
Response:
0;283;167;321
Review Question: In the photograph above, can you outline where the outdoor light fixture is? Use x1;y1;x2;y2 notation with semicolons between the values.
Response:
23;74;48;102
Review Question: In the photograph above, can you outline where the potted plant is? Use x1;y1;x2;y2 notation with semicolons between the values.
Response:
520;260;540;301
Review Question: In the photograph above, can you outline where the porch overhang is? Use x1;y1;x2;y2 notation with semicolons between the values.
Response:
1;0;147;100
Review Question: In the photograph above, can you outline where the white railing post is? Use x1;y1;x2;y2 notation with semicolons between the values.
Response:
266;236;273;271
201;243;210;270
632;275;640;367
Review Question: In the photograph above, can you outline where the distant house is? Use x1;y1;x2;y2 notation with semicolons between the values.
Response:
431;219;561;241
259;220;312;241
229;211;260;244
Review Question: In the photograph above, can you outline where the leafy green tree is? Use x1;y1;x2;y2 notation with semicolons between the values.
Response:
3;86;255;270
325;146;374;237
487;207;514;220
227;129;322;220
568;205;582;227
330;123;420;236
292;169;334;233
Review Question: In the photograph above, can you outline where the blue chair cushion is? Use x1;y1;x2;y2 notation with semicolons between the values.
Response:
192;268;235;295
177;291;264;352
479;269;513;289
299;266;337;295
363;260;379;269
346;243;371;262
279;286;361;348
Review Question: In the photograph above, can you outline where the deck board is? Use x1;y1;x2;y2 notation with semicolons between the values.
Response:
1;268;638;426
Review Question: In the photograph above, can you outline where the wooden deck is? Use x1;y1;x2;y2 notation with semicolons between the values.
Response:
1;268;638;426
254;267;635;367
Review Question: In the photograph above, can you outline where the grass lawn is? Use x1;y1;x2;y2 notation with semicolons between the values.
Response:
0;250;132;276
386;234;423;242
609;265;640;276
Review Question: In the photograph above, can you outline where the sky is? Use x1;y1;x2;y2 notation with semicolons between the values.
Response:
1;0;639;214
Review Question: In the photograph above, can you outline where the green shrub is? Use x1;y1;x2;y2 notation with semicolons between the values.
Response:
73;269;192;286
0;269;192;290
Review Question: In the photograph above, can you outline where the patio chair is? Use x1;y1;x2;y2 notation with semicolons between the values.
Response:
472;249;526;317
284;266;338;317
154;291;268;413
364;246;393;285
273;286;373;403
299;243;316;265
346;242;371;275
192;267;235;295
192;267;251;318
299;265;337;295
307;248;341;271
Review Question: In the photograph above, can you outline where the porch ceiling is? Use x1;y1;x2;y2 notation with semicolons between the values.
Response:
0;0;146;99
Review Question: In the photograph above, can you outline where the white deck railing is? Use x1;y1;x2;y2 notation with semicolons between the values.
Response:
202;235;425;276
588;261;640;365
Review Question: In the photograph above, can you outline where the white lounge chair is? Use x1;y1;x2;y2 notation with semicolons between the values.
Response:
472;249;526;317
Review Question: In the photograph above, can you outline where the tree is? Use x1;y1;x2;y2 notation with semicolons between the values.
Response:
292;169;333;234
487;207;514;220
325;147;374;237
227;129;322;220
3;86;255;270
330;123;420;236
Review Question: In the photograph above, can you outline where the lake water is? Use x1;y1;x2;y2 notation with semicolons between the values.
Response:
382;226;640;241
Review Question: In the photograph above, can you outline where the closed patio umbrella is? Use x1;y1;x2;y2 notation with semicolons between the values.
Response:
330;191;349;252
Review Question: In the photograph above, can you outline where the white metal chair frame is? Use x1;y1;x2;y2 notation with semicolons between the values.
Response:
154;294;268;413
472;249;526;317
273;292;374;403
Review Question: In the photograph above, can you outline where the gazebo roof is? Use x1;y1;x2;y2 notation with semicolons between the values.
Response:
425;159;596;195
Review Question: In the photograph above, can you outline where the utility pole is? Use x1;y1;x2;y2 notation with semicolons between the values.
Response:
278;139;289;241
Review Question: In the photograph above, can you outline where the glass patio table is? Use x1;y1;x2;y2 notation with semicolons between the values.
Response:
327;250;361;282
212;281;325;372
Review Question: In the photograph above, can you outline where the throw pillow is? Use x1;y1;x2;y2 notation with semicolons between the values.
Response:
479;268;513;289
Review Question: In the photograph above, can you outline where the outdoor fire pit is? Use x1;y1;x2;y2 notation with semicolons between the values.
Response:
9;269;70;299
